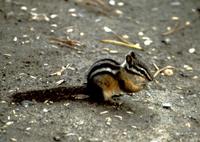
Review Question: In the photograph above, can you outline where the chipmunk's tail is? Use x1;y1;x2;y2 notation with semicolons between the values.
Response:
11;84;87;103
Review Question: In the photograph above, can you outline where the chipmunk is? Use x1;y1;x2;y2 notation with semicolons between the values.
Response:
12;51;153;104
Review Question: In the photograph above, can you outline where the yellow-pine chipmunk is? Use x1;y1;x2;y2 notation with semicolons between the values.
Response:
12;51;153;103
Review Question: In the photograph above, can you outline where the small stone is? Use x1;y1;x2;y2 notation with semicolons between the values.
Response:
126;111;133;114
68;8;76;12
71;13;77;17
167;26;171;31
117;2;124;6
183;65;193;71
188;48;195;53
53;136;61;141
144;39;153;46
115;9;123;15
105;117;112;126
51;24;58;27
80;32;85;36
26;127;31;131
21;6;27;11
138;32;144;36
122;34;129;39
163;68;174;76
152;26;157;31
162;38;171;45
50;14;58;19
171;1;181;6
10;138;17;142
43;108;48;113
192;76;198;79
13;37;17;41
3;54;12;57
185;122;191;128
114;115;123;120
185;21;191;26
109;50;118;54
100;111;109;115
67;28;74;33
6;121;14;126
21;100;34;108
109;0;116;6
162;102;172;109
64;103;70;107
131;125;137;129
171;16;179;20
103;26;112;32
56;79;65;85
123;131;127;135
31;8;37;11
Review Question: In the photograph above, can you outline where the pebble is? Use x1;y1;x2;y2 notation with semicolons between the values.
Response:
171;1;181;6
20;6;27;11
114;115;123;120
31;8;37;11
109;0;116;6
192;76;198;79
117;2;124;6
71;13;77;17
188;48;195;53
80;32;85;36
50;14;58;19
51;24;58;28
163;68;174;76
68;8;76;12
67;28;74;33
43;108;48;113
21;100;34;108
53;136;61;141
138;32;144;36
183;65;193;71
162;102;172;109
56;79;65;85
103;26;112;32
144;39;153;46
115;9;123;15
109;50;118;54
122;34;129;39
185;21;191;26
171;16;179;20
162;38;171;45
105;117;112;126
6;121;14;126
13;37;17;42
10;138;17;142
100;111;109;115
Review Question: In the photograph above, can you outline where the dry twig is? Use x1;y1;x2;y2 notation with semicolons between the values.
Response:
153;63;175;78
162;21;191;36
100;39;143;50
49;37;81;49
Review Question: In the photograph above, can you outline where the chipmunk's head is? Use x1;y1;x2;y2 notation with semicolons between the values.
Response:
125;51;153;81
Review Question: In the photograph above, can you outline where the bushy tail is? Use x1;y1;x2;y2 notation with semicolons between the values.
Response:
11;85;87;103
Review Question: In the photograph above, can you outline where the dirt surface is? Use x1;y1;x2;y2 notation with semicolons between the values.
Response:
0;0;200;141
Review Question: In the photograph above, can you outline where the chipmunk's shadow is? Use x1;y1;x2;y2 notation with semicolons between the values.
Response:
11;87;160;129
11;86;133;109
11;86;151;113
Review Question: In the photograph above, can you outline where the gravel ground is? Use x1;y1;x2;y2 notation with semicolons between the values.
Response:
0;0;200;142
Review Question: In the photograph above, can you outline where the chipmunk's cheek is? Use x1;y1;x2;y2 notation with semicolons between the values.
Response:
134;76;146;83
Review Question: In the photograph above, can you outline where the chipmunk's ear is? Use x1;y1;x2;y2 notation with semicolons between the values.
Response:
130;51;137;59
126;54;132;64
